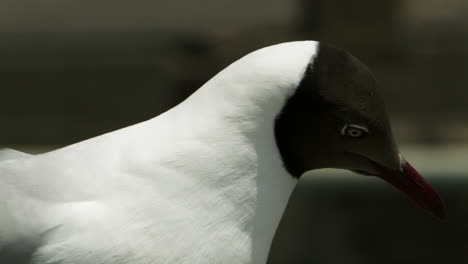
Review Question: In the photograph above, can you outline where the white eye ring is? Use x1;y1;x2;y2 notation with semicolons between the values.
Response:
341;124;368;138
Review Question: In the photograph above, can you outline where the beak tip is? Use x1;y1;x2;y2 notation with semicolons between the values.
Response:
431;200;447;221
377;160;446;221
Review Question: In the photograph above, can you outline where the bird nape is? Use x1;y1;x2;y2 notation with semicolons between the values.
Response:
0;41;444;264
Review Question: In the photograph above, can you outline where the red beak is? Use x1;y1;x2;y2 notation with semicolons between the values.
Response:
377;159;445;220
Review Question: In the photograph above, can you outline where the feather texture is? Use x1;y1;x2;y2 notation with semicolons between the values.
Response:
0;41;318;264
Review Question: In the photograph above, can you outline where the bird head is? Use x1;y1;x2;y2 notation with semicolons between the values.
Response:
275;43;445;219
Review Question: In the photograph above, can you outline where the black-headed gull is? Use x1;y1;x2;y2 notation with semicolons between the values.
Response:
0;41;444;264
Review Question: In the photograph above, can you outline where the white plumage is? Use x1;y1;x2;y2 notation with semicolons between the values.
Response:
0;41;319;263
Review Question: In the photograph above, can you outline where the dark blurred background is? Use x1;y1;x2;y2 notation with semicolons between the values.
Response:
0;0;467;263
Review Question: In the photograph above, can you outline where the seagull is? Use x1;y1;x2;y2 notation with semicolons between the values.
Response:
0;41;444;264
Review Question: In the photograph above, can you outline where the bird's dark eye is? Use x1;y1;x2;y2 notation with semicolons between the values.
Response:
341;124;368;138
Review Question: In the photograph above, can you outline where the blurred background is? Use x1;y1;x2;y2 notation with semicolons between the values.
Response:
0;0;467;263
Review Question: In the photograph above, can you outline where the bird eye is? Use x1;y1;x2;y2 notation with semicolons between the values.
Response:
341;124;368;138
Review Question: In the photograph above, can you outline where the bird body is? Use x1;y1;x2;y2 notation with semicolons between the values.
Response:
0;41;318;263
0;40;444;264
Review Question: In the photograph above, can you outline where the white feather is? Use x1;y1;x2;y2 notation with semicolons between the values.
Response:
0;41;319;264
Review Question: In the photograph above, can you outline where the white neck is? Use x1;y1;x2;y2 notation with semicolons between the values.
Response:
3;42;319;264
122;41;319;263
